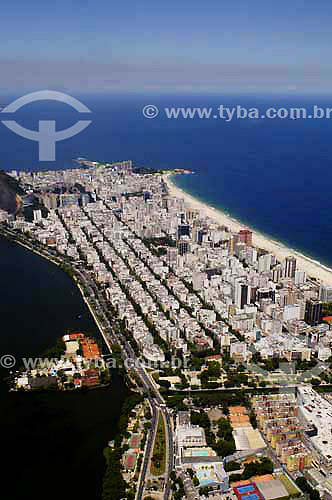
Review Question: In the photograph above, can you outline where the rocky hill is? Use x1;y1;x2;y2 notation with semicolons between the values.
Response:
0;171;25;214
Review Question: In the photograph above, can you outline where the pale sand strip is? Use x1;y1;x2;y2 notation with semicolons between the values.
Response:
163;173;332;285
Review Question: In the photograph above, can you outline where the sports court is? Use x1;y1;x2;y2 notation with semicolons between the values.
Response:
233;483;263;500
237;486;255;494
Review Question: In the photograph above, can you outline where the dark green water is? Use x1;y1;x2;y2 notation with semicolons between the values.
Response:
0;237;130;499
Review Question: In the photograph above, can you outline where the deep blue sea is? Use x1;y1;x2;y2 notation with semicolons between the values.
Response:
1;92;332;266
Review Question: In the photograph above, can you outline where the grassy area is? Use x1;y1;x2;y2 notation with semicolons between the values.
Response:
150;412;166;476
278;474;301;497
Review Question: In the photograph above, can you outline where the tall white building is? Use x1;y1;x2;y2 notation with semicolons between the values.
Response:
272;264;282;283
234;281;251;309
295;270;306;286
247;246;258;265
192;272;205;291
167;247;178;267
283;256;296;278
318;347;331;361
319;285;332;302
33;209;42;222
283;304;301;321
258;253;272;273
230;342;250;363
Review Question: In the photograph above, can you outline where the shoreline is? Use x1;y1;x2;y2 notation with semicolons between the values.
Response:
0;231;110;349
164;172;332;284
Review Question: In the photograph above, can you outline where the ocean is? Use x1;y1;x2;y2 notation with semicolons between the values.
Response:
0;92;331;267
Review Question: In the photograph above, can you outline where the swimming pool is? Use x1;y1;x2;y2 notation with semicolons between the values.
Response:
192;450;209;456
196;470;213;485
196;471;208;479
199;479;212;486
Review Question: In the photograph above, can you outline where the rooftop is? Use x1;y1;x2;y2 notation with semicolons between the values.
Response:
298;385;332;462
257;479;289;500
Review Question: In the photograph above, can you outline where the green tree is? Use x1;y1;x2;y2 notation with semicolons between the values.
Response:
224;461;241;472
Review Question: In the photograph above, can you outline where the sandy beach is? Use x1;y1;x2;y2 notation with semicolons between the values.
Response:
164;173;332;285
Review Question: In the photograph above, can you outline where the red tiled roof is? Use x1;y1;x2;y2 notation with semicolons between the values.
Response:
69;333;85;340
81;338;101;359
82;370;100;387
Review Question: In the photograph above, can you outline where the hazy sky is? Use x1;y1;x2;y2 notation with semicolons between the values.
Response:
2;0;332;93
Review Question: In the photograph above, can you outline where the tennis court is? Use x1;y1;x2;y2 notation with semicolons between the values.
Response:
238;486;255;494
244;494;259;500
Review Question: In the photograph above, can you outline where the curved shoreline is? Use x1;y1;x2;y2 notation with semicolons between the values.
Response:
0;231;108;345
164;172;332;284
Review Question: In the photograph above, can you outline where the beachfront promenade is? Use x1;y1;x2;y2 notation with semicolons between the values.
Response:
164;172;332;285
